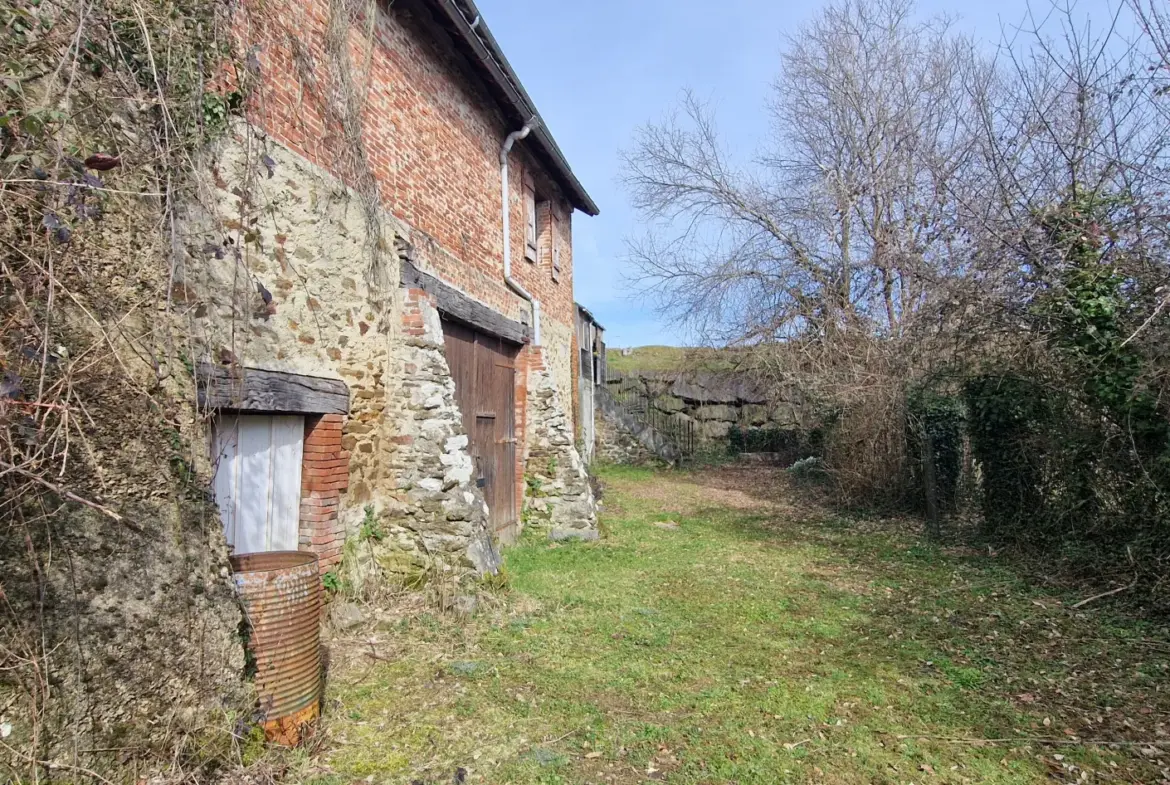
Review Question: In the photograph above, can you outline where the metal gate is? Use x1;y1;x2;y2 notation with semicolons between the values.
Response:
441;319;518;537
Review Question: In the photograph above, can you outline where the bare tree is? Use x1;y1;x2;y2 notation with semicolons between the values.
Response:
622;0;1170;511
623;0;984;348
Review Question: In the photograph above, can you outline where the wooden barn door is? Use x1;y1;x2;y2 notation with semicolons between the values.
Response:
441;320;518;536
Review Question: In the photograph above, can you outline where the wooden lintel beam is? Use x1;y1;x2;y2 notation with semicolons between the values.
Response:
401;260;529;346
197;364;349;415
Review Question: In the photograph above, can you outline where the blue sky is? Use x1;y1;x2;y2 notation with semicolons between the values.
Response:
478;0;1126;348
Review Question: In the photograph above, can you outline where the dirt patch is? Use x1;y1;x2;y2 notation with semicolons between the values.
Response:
689;466;810;510
606;465;808;517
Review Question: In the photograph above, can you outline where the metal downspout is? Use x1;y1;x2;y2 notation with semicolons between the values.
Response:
500;120;541;345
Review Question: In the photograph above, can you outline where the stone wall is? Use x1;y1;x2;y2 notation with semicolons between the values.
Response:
184;129;503;588
181;125;394;549
594;404;666;466
365;287;501;585
606;370;813;442
522;352;598;541
539;316;576;436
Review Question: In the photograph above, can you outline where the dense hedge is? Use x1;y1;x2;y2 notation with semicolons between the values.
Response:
906;389;966;516
957;196;1170;593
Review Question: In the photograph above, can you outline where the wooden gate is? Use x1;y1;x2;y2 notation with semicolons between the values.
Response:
441;319;519;536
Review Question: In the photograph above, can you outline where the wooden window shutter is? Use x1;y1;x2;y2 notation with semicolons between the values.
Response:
524;185;537;262
551;214;562;282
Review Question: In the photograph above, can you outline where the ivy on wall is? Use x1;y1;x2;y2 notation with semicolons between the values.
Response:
960;192;1169;588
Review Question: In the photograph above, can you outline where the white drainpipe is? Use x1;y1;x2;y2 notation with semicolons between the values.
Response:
500;119;541;345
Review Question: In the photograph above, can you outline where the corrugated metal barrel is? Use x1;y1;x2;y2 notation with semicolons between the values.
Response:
230;551;322;746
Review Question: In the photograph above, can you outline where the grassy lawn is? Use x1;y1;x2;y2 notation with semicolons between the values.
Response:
603;346;746;375
316;466;1170;784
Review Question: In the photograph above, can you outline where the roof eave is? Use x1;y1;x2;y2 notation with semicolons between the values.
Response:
428;0;600;216
575;302;605;331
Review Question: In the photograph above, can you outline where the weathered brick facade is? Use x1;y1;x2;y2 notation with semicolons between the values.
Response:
184;0;599;579
238;0;578;392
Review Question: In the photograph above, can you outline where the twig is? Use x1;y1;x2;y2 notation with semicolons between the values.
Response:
1071;580;1137;609
363;642;393;662
0;179;167;197
0;738;117;785
1120;292;1169;347
894;734;1170;747
0;460;123;522
544;727;583;746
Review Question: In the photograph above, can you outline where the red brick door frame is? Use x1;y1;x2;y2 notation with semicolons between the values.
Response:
199;365;351;576
299;413;349;574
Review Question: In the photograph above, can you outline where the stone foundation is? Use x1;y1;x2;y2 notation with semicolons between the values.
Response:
523;351;598;540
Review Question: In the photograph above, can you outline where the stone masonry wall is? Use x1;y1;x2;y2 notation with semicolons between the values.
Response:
538;316;575;437
365;287;501;584
523;350;598;541
181;126;393;542
183;129;502;588
607;371;813;442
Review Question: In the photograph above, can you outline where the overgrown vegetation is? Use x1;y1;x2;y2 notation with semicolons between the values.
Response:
960;194;1170;586
727;424;822;466
1;0;254;777
0;0;389;777
623;0;1170;608
320;466;1170;784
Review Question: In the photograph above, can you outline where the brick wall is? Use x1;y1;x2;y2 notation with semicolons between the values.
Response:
237;0;579;420
402;287;428;341
300;414;350;573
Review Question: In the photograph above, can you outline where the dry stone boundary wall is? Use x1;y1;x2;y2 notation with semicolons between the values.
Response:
606;370;812;442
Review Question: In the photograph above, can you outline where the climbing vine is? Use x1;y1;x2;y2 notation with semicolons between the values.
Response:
963;191;1170;595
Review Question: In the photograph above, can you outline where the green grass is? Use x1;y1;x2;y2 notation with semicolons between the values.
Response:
604;346;747;375
320;465;1170;784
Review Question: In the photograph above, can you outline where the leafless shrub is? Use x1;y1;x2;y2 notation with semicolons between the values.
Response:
623;0;1170;534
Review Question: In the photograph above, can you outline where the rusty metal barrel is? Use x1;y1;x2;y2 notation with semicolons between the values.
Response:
229;551;322;746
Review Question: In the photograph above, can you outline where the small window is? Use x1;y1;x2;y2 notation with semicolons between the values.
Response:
524;185;537;262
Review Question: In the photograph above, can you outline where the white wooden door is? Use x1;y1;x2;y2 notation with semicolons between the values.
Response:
212;415;304;553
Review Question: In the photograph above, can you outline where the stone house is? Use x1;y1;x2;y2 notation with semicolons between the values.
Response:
184;0;601;582
0;0;607;773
